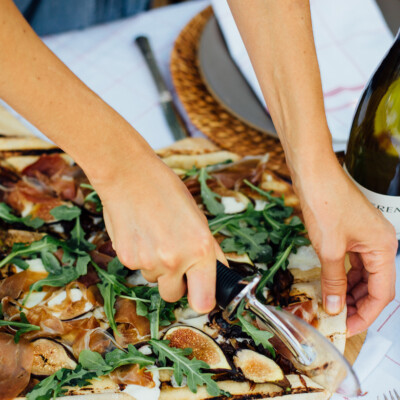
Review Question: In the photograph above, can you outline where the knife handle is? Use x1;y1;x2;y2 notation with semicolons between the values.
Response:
216;261;246;309
135;35;168;95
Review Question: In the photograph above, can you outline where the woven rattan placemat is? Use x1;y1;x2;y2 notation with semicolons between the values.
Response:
170;6;289;177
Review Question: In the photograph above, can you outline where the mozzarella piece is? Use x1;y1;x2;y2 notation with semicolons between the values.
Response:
69;288;83;303
23;291;48;308
50;223;65;233
83;301;93;313
254;199;268;211
176;314;209;330
15;258;47;274
126;271;157;287
288;245;321;271
123;369;160;400
254;262;268;271
47;291;67;307
221;196;247;214
139;345;153;356
171;374;187;388
93;306;105;320
20;202;34;218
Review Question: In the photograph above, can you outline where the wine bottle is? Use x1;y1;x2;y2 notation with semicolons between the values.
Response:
345;30;400;238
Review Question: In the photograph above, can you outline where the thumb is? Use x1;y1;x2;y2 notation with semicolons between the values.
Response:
320;253;347;315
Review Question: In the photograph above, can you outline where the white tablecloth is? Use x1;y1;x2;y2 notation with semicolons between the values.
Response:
2;1;400;397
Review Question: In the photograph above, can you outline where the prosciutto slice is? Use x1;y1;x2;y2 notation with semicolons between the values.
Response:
285;300;319;328
0;333;33;400
110;364;155;388
0;270;47;300
22;154;79;201
114;298;150;347
5;180;63;221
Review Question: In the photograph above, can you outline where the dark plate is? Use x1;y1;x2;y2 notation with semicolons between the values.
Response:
198;1;399;138
198;16;277;138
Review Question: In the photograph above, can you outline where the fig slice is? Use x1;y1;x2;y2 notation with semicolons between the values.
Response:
163;326;231;370
233;349;288;386
31;338;77;376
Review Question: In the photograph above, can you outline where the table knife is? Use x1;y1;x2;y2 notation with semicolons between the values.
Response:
135;35;189;141
215;260;361;396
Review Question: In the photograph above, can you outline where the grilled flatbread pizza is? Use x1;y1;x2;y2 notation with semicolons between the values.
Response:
0;127;345;400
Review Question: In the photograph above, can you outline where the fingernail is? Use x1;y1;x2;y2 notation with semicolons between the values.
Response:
190;292;215;314
325;295;342;315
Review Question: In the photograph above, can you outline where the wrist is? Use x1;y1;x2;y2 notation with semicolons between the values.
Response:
78;129;156;188
284;137;340;195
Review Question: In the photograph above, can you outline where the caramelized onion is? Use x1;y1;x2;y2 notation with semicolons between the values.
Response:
0;333;33;400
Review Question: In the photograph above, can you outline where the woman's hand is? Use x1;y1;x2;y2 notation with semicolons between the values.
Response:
292;151;397;337
91;150;227;314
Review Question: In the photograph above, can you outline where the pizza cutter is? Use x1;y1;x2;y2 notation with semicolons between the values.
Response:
215;261;361;397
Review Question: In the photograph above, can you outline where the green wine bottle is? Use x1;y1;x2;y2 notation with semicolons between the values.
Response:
345;30;400;237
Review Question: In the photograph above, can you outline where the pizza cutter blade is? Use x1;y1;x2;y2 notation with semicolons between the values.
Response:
215;261;361;396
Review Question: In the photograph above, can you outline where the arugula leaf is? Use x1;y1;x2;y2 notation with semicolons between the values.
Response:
26;372;60;400
107;256;127;278
27;365;98;400
133;286;184;337
0;236;59;269
92;261;129;294
78;350;111;376
183;165;200;178
28;346;155;400
79;345;155;376
28;266;80;294
75;255;91;276
236;302;275;357
256;243;294;296
92;260;184;337
221;225;271;262
50;205;81;221
148;292;163;339
105;344;155;370
0;313;40;343
11;257;29;270
81;183;102;212
40;251;62;274
243;179;285;207
150;339;221;396
97;281;118;333
198;168;224;215
0;202;44;229
68;217;96;251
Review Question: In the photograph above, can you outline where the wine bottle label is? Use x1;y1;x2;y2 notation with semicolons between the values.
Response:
344;165;400;239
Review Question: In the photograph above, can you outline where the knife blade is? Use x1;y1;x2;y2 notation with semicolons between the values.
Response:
135;35;189;141
215;260;361;396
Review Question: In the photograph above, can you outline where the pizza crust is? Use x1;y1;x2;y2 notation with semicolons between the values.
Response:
0;137;56;151
159;374;329;400
15;395;135;400
155;138;221;157
3;154;74;172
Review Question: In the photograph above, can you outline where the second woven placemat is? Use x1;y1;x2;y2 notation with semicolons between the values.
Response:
170;6;289;177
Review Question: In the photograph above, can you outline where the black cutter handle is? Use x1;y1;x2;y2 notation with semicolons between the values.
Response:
216;260;246;309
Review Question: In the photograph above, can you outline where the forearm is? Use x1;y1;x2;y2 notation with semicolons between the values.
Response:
228;0;336;181
0;0;152;182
